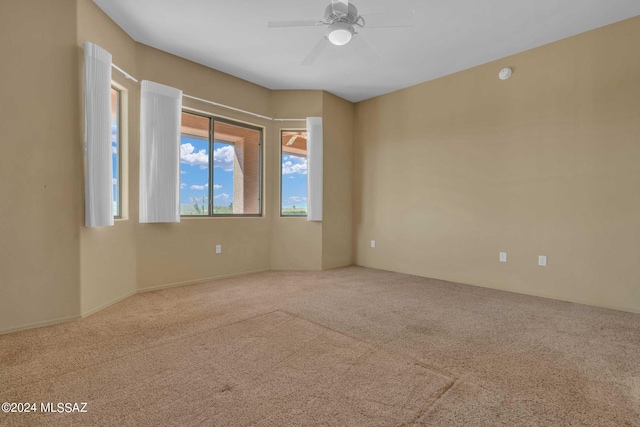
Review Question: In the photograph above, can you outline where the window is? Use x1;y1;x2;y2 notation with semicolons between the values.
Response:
281;130;308;216
180;111;262;216
110;86;121;218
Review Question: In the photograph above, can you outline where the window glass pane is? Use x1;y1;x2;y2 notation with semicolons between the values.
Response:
110;88;120;217
212;141;234;214
178;112;262;217
281;131;308;216
180;112;210;216
213;121;261;215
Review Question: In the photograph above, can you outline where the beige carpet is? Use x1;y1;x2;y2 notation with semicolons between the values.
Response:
1;267;639;426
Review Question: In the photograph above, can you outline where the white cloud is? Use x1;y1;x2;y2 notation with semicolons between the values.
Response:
282;157;307;175
112;178;118;185
180;143;208;167
288;196;307;203
112;145;118;155
181;143;236;171
190;184;205;190
213;145;234;171
213;184;222;190
180;170;187;175
214;193;230;201
180;183;187;189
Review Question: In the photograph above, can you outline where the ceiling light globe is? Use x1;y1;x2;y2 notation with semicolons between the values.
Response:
327;23;353;46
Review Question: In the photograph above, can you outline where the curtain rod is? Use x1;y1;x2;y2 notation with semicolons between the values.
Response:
112;64;138;83
111;63;307;122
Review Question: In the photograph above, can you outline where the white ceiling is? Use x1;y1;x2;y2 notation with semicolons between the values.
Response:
93;0;640;103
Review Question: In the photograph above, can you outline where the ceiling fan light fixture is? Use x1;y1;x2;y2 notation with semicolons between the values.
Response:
327;22;354;46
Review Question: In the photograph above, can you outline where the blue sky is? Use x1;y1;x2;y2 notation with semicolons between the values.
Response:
145;135;310;214
281;154;307;209
110;92;307;216
112;116;309;215
111;117;119;216
179;137;234;211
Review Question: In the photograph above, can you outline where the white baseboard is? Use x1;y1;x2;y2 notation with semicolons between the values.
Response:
81;290;137;319
0;314;81;336
1;269;272;335
355;264;640;315
137;268;271;293
322;262;354;271
4;265;638;335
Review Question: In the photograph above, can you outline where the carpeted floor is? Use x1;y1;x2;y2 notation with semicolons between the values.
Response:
1;267;639;426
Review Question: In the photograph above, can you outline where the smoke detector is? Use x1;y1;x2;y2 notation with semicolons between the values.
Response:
499;68;512;80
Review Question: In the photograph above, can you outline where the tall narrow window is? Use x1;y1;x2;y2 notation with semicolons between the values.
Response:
281;130;308;216
110;86;121;218
180;111;262;216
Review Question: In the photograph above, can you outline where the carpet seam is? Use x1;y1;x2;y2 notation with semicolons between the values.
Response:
253;347;382;427
408;378;459;427
278;309;459;381
276;310;465;426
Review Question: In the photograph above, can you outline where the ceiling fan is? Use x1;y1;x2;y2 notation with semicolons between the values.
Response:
268;0;414;65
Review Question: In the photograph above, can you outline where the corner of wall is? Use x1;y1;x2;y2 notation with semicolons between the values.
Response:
77;0;138;316
269;90;324;271
321;92;355;270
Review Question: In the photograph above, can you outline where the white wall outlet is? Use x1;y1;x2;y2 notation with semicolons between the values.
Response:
370;240;376;248
216;244;222;254
499;252;507;263
538;255;547;267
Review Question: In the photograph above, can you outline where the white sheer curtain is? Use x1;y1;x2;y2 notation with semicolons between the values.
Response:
83;42;113;227
306;117;323;221
139;80;183;223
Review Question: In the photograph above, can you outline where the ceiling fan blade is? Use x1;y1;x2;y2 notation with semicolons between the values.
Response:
355;35;382;64
302;37;330;66
268;20;320;28
361;10;415;28
331;0;349;16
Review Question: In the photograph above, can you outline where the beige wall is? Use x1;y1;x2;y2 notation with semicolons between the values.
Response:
75;7;351;291
0;0;354;333
322;92;355;269
17;0;638;331
354;16;640;313
77;0;138;315
270;91;324;271
269;90;356;272
135;44;274;290
0;0;81;333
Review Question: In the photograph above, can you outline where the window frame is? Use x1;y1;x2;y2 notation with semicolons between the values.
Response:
111;85;122;219
280;128;308;218
180;110;264;218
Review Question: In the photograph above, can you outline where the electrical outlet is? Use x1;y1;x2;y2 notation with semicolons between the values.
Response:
499;252;507;263
216;245;222;254
538;255;547;267
370;240;376;248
